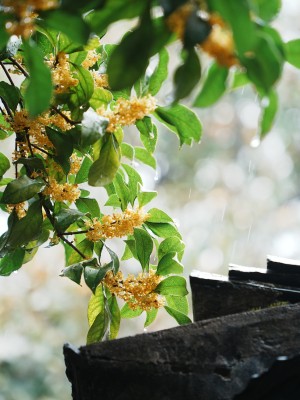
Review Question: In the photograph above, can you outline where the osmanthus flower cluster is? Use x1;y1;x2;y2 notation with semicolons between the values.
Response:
0;0;294;342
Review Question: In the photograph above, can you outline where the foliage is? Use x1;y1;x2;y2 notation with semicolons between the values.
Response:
0;0;295;343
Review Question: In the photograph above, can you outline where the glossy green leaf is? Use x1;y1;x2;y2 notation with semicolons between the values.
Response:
248;0;281;22
104;194;121;208
147;208;173;224
136;117;158;154
88;134;121;186
113;172;130;210
46;127;74;174
259;90;278;138
285;39;300;69
76;197;100;218
145;222;181;239
134;147;156;169
120;303;143;318
66;238;93;265
154;104;202;146
121;143;135;160
155;276;188;296
164;306;191;325
122;239;137;260
0;16;9;50
230;71;250;90
145;308;158;327
108;10;153;90
174;48;201;101
42;10;90;44
193;62;228;107
122;164;142;205
108;295;121;339
81;109;108;148
54;208;84;232
68;64;94;116
89;88;113;110
0;82;21;112
88;284;105;327
134;228;153;271
23;40;52;117
87;309;109;344
166;295;189;315
0;152;10;179
0;248;25;276
184;11;211;48
84;262;113;293
105;245;120;274
75;156;93;183
2;176;45;204
158;237;185;260
148;48;169;96
137;191;157;207
157;253;184;276
60;262;83;285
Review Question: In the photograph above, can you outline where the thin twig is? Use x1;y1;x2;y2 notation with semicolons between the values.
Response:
0;60;16;87
8;57;29;77
51;106;80;125
30;143;53;157
58;234;87;259
60;230;90;235
0;96;13;118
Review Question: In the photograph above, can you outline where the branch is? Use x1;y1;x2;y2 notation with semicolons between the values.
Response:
8;57;29;77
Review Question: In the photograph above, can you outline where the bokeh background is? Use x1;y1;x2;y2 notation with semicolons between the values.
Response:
1;2;300;398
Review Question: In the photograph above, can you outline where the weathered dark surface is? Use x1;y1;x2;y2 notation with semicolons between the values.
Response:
267;254;300;274
64;303;300;400
190;270;300;321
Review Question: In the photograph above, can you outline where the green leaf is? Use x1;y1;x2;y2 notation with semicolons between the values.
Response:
7;201;43;248
285;39;300;69
88;284;105;327
87;309;109;344
75;156;93;183
138;191;157;207
134;147;156;169
120;303;143;319
164;306;191;325
0;152;10;179
105;245;120;273
60;262;83;285
155;276;188;296
242;31;283;92
136;117;158;154
68;64;94;116
66;238;93;265
46;127;74;174
122;164;143;205
145;222;181;238
23;40;52;117
148;48;169;96
54;208;84;232
88;134;121;186
259;90;278;138
184;11;211;48
0;82;21;112
81;109;108;148
248;0;281;22
42;10;90;44
147;208;173;224
2;176;45;204
157;253;184;276
193;62;228;107
145;308;158;327
104;194;121;208
158;236;185;260
174;48;201;102
166;295;189;315
0;16;9;50
134;228;153;271
84;262;113;293
108;295;121;339
154;104;202;146
107;10;153;90
89;88;113;110
230;71;250;90
121;143;135;160
0;248;25;276
76;197;100;218
113;172;131;210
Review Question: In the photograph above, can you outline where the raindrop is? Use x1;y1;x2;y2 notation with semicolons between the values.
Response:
250;136;261;148
261;96;270;108
13;271;18;274
143;328;148;333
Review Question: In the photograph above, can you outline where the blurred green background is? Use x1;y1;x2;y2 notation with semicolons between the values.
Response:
1;1;300;398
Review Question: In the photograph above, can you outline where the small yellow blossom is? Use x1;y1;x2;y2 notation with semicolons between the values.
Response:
92;71;109;88
200;14;238;68
6;202;27;219
69;153;82;175
97;96;157;133
104;270;164;311
43;178;80;203
85;208;149;241
50;52;79;94
3;0;58;38
82;50;101;69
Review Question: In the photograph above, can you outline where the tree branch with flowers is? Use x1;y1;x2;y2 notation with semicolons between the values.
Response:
0;0;297;343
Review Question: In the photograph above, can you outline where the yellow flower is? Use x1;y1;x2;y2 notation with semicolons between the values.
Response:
97;95;157;133
104;270;164;311
85;208;149;241
82;50;101;70
50;52;79;94
6;202;27;219
43;178;80;203
92;71;109;88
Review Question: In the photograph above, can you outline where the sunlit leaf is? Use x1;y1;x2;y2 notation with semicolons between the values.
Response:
155;276;188;296
2;176;45;204
145;308;158;327
120;303;143;318
164;306;191;325
108;295;121;339
134;228;153;271
0;248;25;276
